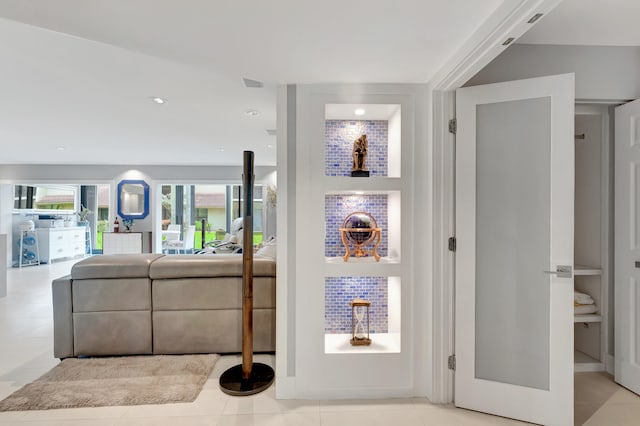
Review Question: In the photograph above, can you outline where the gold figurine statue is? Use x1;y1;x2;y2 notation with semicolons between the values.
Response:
351;134;369;177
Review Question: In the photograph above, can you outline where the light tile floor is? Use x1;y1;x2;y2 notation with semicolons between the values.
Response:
0;259;638;425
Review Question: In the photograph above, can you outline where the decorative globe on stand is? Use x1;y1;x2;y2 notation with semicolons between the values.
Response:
340;212;381;262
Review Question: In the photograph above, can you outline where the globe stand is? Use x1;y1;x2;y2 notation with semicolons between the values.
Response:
340;228;381;262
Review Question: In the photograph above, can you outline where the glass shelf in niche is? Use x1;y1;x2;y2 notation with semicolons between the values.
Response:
324;276;401;354
325;104;401;179
320;177;403;193
324;191;401;264
325;256;400;265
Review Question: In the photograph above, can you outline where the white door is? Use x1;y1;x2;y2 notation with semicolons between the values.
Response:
615;98;640;395
455;74;575;426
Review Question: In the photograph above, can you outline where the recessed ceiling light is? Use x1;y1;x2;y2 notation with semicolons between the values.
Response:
56;146;65;151
354;191;364;195
267;144;274;149
245;110;261;117
218;148;225;152
151;97;167;104
354;108;366;116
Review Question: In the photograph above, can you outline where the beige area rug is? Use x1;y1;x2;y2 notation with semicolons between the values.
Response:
0;354;219;411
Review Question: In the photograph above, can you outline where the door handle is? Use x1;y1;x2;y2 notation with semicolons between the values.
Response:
543;265;572;278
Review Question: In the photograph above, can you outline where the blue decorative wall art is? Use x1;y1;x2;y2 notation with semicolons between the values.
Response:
325;276;388;334
325;194;388;258
325;120;388;177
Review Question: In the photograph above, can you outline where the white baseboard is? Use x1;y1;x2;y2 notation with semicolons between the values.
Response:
606;354;615;375
575;362;605;373
275;376;297;399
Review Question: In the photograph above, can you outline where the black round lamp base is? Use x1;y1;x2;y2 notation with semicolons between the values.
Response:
219;363;275;396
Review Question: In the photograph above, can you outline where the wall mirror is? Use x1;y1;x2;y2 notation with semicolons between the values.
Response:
117;180;149;219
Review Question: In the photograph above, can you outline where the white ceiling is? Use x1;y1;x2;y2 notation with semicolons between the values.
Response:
0;0;503;166
518;0;640;46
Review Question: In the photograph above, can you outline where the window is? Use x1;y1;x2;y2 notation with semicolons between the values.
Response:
231;185;263;240
162;184;265;249
13;185;77;211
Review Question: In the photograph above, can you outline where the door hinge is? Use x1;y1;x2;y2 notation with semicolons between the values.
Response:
448;354;456;371
448;118;457;134
448;237;456;252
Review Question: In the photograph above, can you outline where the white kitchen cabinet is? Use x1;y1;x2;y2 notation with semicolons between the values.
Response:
36;227;86;263
102;232;143;254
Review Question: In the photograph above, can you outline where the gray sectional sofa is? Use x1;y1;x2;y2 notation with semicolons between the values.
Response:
52;254;276;359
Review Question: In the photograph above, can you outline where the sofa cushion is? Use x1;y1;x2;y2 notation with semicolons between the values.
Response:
153;276;275;310
52;276;73;359
149;255;276;279
73;278;151;312
73;311;152;356
154;277;240;310
71;254;164;279
152;309;275;354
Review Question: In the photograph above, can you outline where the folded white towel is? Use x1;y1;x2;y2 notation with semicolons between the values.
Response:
575;304;598;315
574;291;594;305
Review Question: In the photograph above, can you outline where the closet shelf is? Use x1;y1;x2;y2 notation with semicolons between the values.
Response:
574;314;602;323
574;265;602;276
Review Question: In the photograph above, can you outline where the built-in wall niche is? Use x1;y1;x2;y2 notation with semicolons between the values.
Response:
324;191;400;263
324;276;401;354
325;104;401;178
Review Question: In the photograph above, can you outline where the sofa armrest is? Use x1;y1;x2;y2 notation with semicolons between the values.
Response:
52;275;73;359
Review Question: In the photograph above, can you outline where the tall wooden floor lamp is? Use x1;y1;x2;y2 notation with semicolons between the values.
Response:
219;150;275;396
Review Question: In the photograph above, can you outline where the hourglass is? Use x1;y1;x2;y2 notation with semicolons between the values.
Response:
349;298;371;346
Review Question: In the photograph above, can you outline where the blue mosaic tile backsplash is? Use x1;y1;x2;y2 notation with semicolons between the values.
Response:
325;194;388;258
325;276;388;334
325;120;388;177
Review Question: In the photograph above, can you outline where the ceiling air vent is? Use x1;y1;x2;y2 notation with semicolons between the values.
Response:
527;13;543;24
242;77;264;88
266;129;277;136
502;37;515;46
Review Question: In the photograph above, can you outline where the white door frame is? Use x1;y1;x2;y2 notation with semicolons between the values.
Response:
429;0;565;403
614;99;640;394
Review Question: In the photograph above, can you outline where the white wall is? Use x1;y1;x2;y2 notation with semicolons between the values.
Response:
0;234;6;297
113;169;154;233
0;164;276;183
465;44;640;101
0;185;12;268
276;85;297;393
